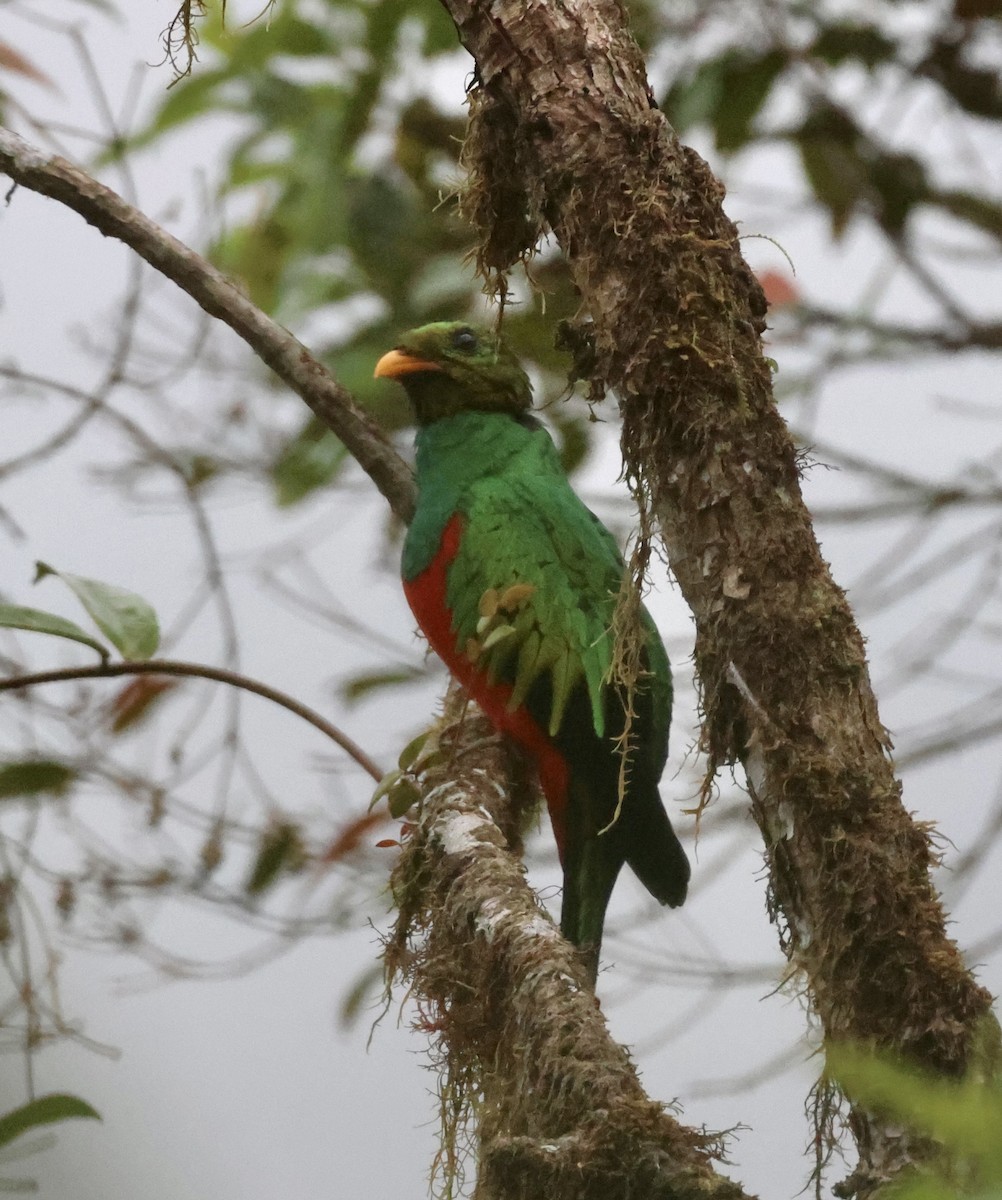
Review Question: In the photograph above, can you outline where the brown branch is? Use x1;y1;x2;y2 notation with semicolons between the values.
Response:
439;0;998;1191
387;688;749;1200
0;125;417;524
796;304;1002;353
0;659;384;782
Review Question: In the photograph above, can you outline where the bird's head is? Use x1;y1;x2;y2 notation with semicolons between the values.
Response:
374;322;533;425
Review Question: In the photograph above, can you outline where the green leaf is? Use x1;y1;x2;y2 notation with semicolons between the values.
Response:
397;731;431;772
830;1044;1002;1173
138;69;229;140
0;604;109;662
663;60;726;134
0;761;76;801
396;728;442;776
420;2;462;54
869;151;928;236
798;137;865;237
338;962;384;1029
271;419;348;506
245;822;305;895
921;34;1002;120
663;48;788;152
937;188;1002;240
551;413;591;477
712;50;788;152
0;1094;100;1150
369;770;403;811
341;669;423;706
811;23;896;68
387;777;420;818
34;564;159;661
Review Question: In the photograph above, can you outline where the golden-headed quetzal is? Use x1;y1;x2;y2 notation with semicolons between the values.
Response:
375;321;689;981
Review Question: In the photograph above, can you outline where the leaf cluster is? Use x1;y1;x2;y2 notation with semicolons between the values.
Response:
831;1039;1002;1199
135;0;594;506
660;5;1002;239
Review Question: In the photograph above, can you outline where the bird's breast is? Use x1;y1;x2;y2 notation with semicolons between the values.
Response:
402;512;570;858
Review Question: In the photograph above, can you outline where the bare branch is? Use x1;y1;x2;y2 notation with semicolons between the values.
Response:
0;659;384;782
0;126;417;524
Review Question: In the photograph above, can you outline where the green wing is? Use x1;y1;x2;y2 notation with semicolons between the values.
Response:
445;426;664;744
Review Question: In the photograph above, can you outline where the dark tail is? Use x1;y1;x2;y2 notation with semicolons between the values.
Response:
559;776;689;986
623;785;690;909
527;674;689;984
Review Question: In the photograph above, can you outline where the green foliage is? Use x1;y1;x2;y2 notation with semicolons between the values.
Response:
340;667;424;705
133;0;595;503
271;417;348;507
0;603;110;662
34;564;160;661
136;0;473;326
369;727;442;819
665;48;789;153
0;1093;100;1193
0;761;76;801
1;567;160;663
830;1042;1002;1197
660;10;998;241
0;1094;100;1150
245;820;306;895
131;0;1002;524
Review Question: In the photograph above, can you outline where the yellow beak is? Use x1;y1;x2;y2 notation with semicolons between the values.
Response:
373;349;444;379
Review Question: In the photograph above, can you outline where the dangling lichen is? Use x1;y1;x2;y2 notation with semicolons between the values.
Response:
603;497;657;832
459;81;547;305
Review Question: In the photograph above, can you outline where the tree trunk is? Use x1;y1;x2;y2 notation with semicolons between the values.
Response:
438;0;999;1190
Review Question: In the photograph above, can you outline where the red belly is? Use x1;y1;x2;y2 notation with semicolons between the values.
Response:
403;513;569;857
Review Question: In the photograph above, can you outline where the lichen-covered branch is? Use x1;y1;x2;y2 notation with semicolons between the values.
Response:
438;0;998;1189
0;126;416;524
387;689;748;1200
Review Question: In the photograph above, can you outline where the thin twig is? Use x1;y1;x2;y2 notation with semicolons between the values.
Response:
0;659;384;783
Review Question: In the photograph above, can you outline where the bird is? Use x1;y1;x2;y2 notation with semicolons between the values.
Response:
374;321;689;982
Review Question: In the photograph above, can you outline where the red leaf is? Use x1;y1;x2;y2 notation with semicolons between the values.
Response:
0;41;55;89
322;811;389;862
109;677;177;734
758;269;800;310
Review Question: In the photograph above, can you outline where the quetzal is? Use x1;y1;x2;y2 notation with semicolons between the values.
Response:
375;321;689;981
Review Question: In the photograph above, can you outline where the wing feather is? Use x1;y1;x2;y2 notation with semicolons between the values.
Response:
445;428;625;741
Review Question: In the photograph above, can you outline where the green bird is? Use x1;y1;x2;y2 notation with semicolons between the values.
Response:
375;321;689;982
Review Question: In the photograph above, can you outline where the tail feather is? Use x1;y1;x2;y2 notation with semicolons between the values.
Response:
559;774;688;985
623;787;690;909
558;800;623;984
525;672;689;984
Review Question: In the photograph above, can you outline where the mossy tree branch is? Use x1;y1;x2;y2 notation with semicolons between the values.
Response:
387;688;749;1200
439;0;999;1191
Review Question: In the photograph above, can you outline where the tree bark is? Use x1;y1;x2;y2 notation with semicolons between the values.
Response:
438;0;998;1190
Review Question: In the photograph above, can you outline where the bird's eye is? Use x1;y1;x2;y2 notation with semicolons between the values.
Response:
451;328;478;354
